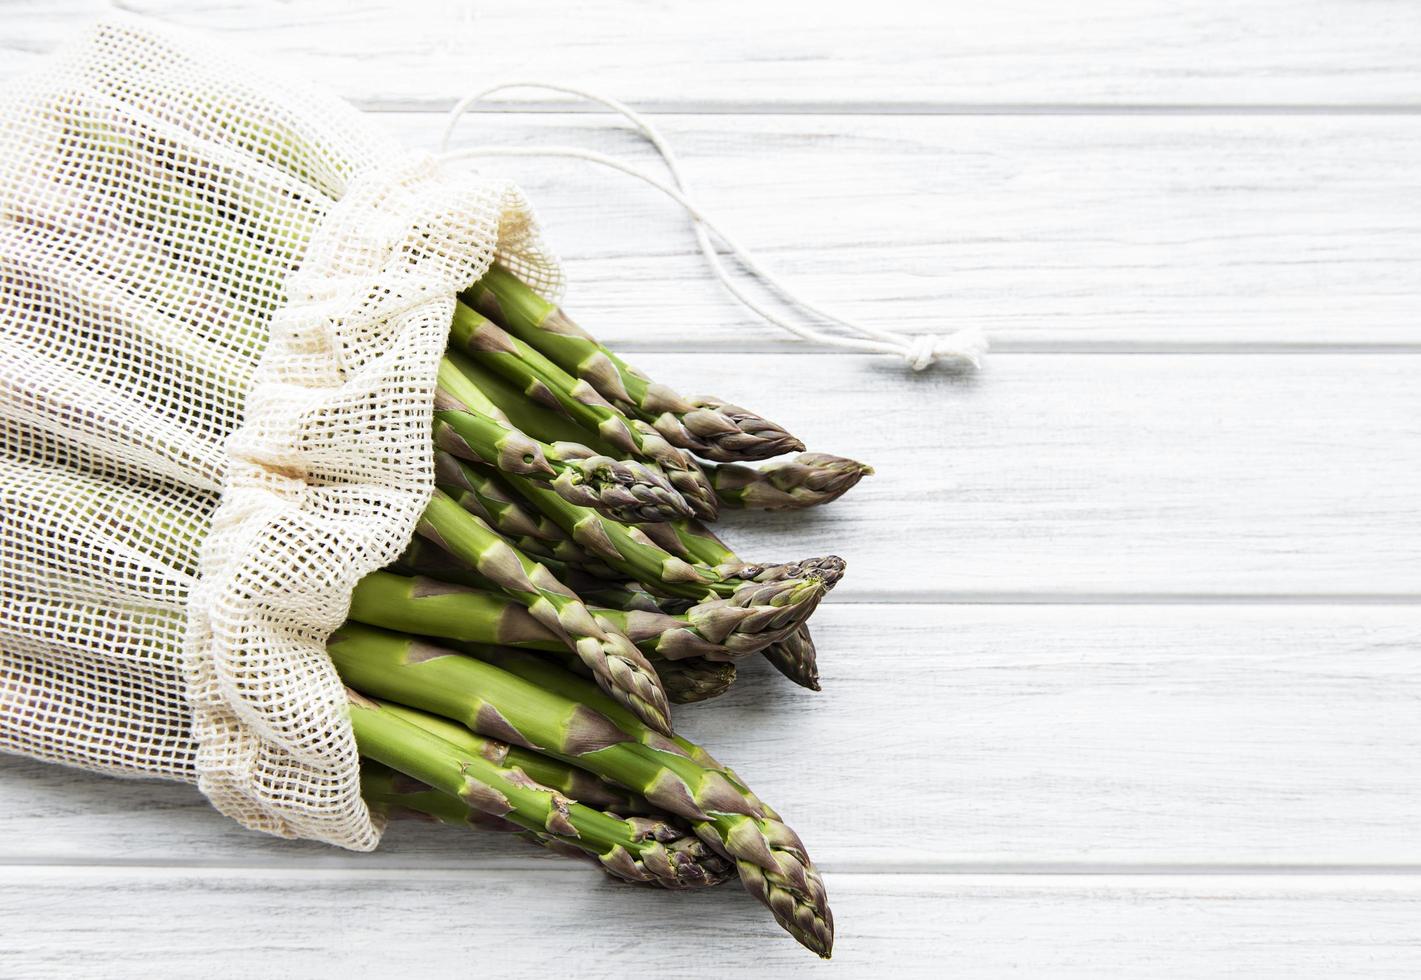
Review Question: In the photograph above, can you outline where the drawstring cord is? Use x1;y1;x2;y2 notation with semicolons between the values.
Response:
437;82;986;370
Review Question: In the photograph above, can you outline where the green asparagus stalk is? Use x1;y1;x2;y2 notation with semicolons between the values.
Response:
350;570;806;664
447;334;720;521
444;346;716;524
420;486;668;725
628;423;719;522
458;643;726;769
448;341;614;450
349;570;549;642
362;760;526;833
348;691;727;888
662;518;740;569
330;627;833;956
384;542;737;701
434;355;693;524
377;701;659;818
363;741;723;878
397;525;618;596
466;264;804;462
705;453;874;511
494;495;837;684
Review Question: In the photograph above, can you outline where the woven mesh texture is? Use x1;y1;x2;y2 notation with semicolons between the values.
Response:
0;15;560;848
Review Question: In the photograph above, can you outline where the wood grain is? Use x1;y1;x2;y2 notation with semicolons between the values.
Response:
4;605;1417;869
5;0;1421;108
2;868;1418;978
372;112;1421;349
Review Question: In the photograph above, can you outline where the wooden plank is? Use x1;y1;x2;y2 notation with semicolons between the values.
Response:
1;868;1418;978
6;0;1421;108
405;112;1421;349
4;71;1417;345
3;605;1417;868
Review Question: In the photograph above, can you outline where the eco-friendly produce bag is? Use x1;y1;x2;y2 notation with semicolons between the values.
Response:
0;15;559;849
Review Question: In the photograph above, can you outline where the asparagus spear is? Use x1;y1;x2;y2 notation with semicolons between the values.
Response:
466;264;804;462
446;343;716;522
435;355;692;524
397;525;618;596
363;742;727;882
448;340;612;449
628;423;719;522
654;656;737;704
545;516;838;687
460;643;727;770
760;626;821;692
347;691;726;888
329;627;833;957
377;701;658;817
418;489;671;734
362;760;526;833
704;453;874;511
350;571;806;664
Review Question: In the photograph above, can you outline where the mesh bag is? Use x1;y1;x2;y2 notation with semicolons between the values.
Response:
0;15;560;848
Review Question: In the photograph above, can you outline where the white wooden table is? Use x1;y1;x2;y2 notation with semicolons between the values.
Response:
3;1;1420;976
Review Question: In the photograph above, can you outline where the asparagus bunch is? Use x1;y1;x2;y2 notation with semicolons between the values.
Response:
20;107;876;957
349;691;730;888
336;264;873;956
416;488;671;735
334;626;833;956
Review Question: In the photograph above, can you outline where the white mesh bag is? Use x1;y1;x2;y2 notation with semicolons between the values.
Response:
0;15;560;848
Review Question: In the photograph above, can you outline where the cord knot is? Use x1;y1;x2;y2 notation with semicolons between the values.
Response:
903;329;989;371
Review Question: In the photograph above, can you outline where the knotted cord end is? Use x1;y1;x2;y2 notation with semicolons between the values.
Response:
903;329;989;371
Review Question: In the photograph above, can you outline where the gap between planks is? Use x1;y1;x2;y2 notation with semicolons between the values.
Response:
355;100;1421;116
603;342;1421;355
5;861;1421;878
819;594;1421;606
